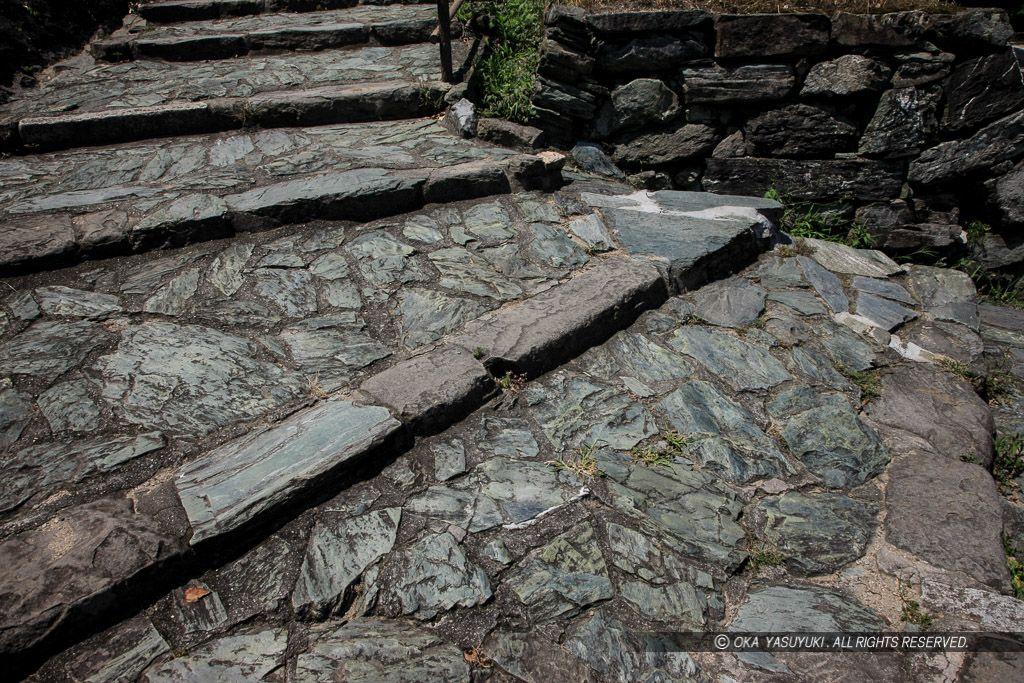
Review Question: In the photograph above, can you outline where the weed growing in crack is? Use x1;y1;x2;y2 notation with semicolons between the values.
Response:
764;189;873;249
896;572;933;630
548;440;605;479
836;364;881;404
1003;535;1024;601
472;347;486;360
994;431;1024;488
496;371;527;393
936;358;1013;405
746;538;784;575
630;429;691;468
306;374;328;400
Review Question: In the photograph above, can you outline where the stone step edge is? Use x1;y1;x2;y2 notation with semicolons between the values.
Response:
91;13;439;63
1;153;565;277
137;0;387;23
5;80;448;154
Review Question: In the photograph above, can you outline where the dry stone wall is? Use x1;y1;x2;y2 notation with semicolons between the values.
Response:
533;6;1024;268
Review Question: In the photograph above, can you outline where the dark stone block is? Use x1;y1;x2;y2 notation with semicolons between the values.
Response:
586;10;712;35
716;13;830;58
859;86;941;159
909;110;1024;186
532;78;598;118
925;8;1015;53
683;63;795;105
704;158;904;201
830;11;928;48
985;161;1024;227
942;51;1024;134
745;104;858;158
801;54;891;98
611;121;719;167
597;34;707;73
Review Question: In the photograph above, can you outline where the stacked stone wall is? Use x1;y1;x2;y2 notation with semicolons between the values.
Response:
533;6;1024;268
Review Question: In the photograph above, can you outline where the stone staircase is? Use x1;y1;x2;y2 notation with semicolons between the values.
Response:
3;4;1024;682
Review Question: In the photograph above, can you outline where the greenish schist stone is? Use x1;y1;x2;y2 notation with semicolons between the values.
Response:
476;417;540;459
432;438;467;481
524;369;657;451
755;256;808;289
694;278;767;328
100;321;306;435
0;320;108;383
801;238;902;278
402;215;444;244
391;288;491;349
38;378;101;432
121;251;206;295
909;264;979;331
0;432;165;513
565;611;700;681
308;252;351;280
140;628;286;681
143;268;200;316
324;280;362;309
769;387;888;489
655;381;793;484
66;618;170;683
380;531;492;619
207;242;254;297
851;276;915;304
259;252;305;268
277;315;390;392
768;290;828;317
346;231;428;289
756;491;879;576
296;619;469;683
797;255;849;314
787;347;853;390
253;268;318;317
506;523;613;622
479;243;548;281
668;326;792;392
606;522;717;625
34;286;122;319
462;201;515;242
292;508;401;615
813;319;879;371
0;379;33;450
428;248;523;300
517;199;562;224
211;536;297;623
405;457;573;532
6;291;40;320
176;400;400;544
529;223;589;270
166;581;229;638
854;292;919;331
568;214;614;251
597;451;747;570
195;300;283;327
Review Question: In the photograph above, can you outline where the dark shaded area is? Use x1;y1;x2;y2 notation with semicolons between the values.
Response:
0;0;128;102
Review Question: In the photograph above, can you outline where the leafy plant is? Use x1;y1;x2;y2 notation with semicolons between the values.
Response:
896;572;933;630
1003;535;1024;601
496;370;528;393
952;258;1024;311
746;538;784;574
548;440;605;479
965;220;992;245
994;431;1024;488
630;429;691;468
473;347;486;360
764;189;873;249
936;358;1012;405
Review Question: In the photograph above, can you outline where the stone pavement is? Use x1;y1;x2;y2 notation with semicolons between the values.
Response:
2;1;1024;681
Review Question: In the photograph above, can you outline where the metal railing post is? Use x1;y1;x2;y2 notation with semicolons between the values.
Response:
436;0;453;83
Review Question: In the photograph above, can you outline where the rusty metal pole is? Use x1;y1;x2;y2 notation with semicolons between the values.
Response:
436;0;453;83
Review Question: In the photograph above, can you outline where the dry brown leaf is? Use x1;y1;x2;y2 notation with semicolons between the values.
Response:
184;586;211;603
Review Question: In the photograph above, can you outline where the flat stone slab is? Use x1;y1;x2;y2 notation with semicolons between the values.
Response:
94;6;436;62
886;451;1011;591
175;400;400;544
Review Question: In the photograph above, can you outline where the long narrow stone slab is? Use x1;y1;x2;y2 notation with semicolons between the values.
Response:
175;400;401;545
138;0;359;23
16;81;439;151
95;6;436;62
449;256;668;378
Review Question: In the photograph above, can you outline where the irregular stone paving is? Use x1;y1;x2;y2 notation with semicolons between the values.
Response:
9;173;1024;680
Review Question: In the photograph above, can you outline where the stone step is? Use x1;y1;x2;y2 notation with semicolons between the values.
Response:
1;42;458;153
0;184;780;673
94;6;439;63
13;80;442;152
137;0;430;23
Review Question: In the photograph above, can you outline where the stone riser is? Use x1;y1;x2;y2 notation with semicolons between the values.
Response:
1;155;563;277
92;17;437;63
7;81;442;154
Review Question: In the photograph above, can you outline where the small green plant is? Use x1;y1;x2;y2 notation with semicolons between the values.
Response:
662;429;692;454
473;347;486;360
836;364;882;404
630;444;673;468
936;358;1012;405
965;220;992;245
496;370;527;393
896;572;933;630
960;453;978;464
1003;535;1024;601
418;85;446;113
994;432;1024;488
746;538;785;574
777;245;796;258
953;258;1024;311
548;440;605;479
764;189;872;249
937;358;972;382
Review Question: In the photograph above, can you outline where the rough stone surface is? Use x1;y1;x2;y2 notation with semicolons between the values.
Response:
943;51;1024;134
863;363;993;466
704;158;904;201
909;265;979;330
597;34;706;73
611;122;718;167
801;54;891;97
909;110;1024;186
590;78;680;139
682;63;795;105
745;104;858;157
0;498;185;656
886;451;1011;591
715;13;829;58
141;627;286;681
693;277;766;327
669;326;792;391
570;142;625;180
859;86;941;158
176;400;400;544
